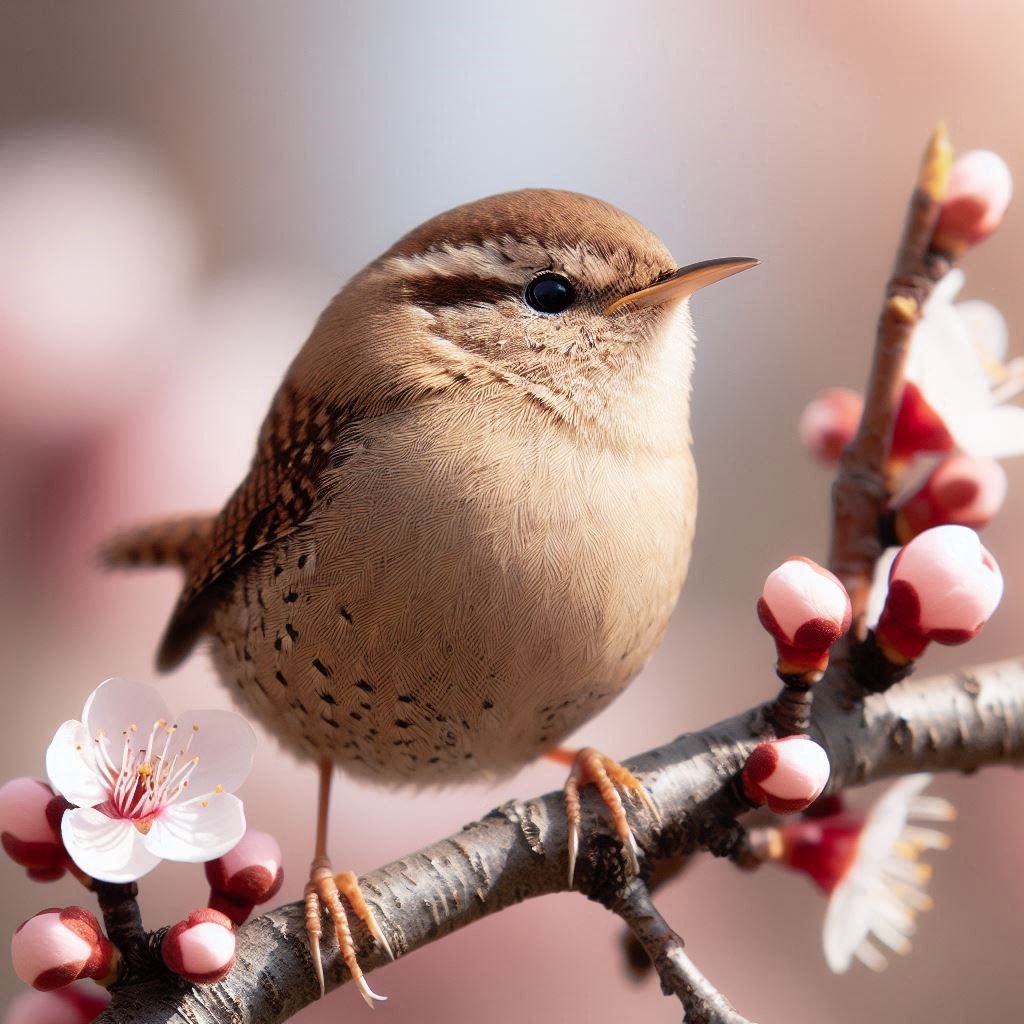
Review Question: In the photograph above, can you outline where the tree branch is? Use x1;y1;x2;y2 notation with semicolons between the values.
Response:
611;877;754;1024
828;123;953;623
94;656;1024;1023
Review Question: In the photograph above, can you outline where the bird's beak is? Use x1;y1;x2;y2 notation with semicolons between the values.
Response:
603;256;760;315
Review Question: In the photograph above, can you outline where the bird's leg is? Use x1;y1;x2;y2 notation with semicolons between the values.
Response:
303;758;393;1006
559;747;661;886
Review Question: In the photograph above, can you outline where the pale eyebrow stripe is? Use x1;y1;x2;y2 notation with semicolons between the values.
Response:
384;236;633;294
383;238;548;284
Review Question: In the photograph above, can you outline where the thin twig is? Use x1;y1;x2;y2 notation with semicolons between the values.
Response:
620;851;696;978
611;877;754;1024
828;124;954;626
93;881;145;951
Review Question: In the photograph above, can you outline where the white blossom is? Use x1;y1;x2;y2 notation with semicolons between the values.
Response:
45;679;254;883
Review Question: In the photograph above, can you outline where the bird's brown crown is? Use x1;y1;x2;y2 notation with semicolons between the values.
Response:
388;188;672;267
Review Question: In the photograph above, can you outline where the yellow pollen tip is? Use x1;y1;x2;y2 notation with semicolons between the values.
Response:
192;724;200;732
214;784;224;794
192;756;200;765
137;763;153;778
201;801;209;808
130;724;138;733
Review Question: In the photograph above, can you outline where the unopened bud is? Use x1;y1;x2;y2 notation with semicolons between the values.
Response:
0;778;70;882
161;908;236;985
5;984;111;1024
205;828;284;926
798;387;863;464
875;525;1003;662
11;908;118;992
932;150;1012;255
892;453;1007;542
758;557;852;681
742;736;831;814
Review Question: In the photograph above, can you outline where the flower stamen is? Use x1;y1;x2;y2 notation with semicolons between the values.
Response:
45;678;254;883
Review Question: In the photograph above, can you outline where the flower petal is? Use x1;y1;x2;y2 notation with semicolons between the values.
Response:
929;268;965;306
823;872;873;973
82;678;170;743
956;299;1008;363
61;806;162;882
953;405;1024;458
145;793;246;863
858;774;934;866
173;710;256;795
909;315;992;425
45;721;109;808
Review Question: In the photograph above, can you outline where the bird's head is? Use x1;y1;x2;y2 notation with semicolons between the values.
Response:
301;189;757;433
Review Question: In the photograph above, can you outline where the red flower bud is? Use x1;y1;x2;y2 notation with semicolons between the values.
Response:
0;778;71;882
892;453;1007;541
161;908;236;985
798;387;863;464
742;736;831;814
5;983;111;1024
932;150;1012;255
11;907;118;991
205;828;284;925
875;525;1003;662
757;557;852;679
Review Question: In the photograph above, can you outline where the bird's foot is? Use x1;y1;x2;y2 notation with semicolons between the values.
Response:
561;747;660;886
304;856;394;1006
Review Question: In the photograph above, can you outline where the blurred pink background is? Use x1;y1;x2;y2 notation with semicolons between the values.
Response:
2;3;1023;1020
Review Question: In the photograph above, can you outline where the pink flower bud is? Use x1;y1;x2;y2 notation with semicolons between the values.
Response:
5;983;111;1024
893;453;1007;541
932;150;1013;255
742;736;831;813
161;908;236;985
757;557;852;678
798;387;863;464
875;525;1003;661
205;829;284;925
891;382;956;462
11;908;117;991
0;778;71;882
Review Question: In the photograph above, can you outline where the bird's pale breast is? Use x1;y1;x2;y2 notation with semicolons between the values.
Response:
209;391;695;784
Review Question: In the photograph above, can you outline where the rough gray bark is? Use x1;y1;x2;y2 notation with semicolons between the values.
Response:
93;657;1024;1024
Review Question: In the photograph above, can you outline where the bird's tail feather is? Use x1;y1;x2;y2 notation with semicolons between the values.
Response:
99;514;216;570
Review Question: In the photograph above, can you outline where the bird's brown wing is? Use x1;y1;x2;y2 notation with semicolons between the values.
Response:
156;384;350;670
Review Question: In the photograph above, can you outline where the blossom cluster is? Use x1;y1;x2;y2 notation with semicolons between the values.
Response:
747;146;1016;976
3;679;284;1016
795;148;1015;668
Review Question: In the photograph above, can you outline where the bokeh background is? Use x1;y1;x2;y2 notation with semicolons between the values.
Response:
2;2;1023;1020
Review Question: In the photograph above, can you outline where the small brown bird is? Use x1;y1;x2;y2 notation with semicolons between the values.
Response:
104;189;756;1002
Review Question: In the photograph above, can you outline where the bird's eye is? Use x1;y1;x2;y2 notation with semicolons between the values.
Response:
524;273;576;314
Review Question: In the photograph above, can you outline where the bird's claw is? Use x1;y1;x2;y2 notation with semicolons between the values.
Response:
304;857;391;1006
563;747;661;886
